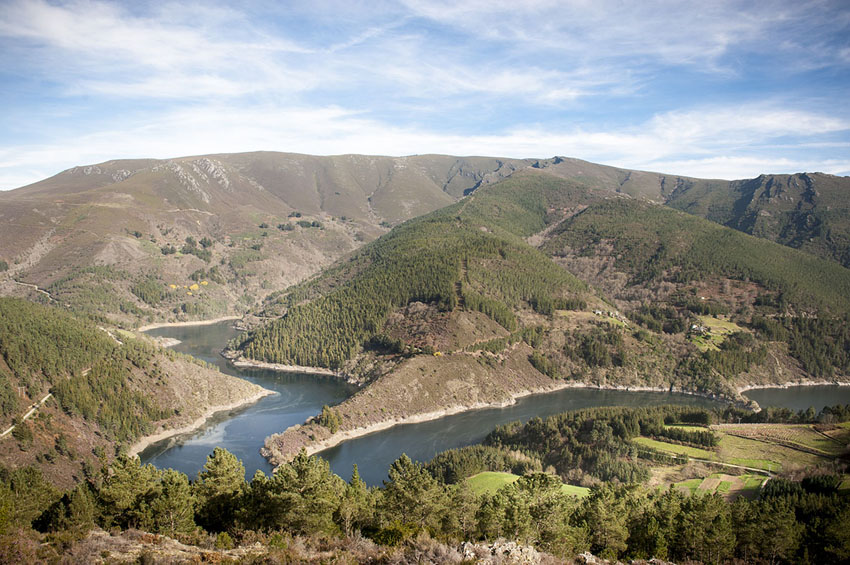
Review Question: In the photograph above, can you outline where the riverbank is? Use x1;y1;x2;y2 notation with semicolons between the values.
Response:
737;379;850;393
129;387;275;457
223;352;346;380
136;316;241;333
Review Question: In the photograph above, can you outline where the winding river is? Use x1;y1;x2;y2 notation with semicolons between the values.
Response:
141;321;850;485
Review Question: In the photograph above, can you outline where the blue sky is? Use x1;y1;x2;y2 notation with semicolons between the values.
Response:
1;0;849;189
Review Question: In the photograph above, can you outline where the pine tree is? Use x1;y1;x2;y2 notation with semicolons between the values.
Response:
148;469;195;537
194;447;245;532
382;454;447;531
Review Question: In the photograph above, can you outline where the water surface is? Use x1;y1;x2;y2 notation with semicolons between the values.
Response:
142;322;848;485
316;388;719;485
743;385;850;413
139;322;355;479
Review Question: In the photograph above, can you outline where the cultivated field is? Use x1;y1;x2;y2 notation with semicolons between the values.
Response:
466;471;589;497
669;473;766;500
713;423;849;458
688;315;746;351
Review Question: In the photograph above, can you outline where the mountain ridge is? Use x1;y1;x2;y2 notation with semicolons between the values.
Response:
2;151;848;330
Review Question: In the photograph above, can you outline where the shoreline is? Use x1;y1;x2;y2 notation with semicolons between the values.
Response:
267;379;740;463
129;387;276;458
225;353;345;379
737;380;850;393
136;315;241;333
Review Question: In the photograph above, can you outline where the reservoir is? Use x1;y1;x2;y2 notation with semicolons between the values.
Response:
141;321;850;485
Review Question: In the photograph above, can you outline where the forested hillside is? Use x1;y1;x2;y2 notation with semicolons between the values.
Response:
542;160;850;270
233;171;594;369
544;197;850;313
0;298;266;486
667;172;850;268
249;169;850;463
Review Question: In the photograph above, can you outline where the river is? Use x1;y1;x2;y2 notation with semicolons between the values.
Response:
141;321;850;485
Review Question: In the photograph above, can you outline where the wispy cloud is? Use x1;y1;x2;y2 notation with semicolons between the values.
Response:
0;0;848;188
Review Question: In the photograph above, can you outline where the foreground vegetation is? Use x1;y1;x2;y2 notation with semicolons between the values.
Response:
1;404;848;563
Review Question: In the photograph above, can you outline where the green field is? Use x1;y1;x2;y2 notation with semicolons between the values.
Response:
672;478;703;495
560;484;591;497
466;472;589;497
669;473;765;499
466;472;519;494
665;424;709;432
633;436;716;459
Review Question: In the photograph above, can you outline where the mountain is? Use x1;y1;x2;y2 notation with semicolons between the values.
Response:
537;159;850;269
0;152;535;327
2;151;847;328
666;172;850;268
236;169;850;463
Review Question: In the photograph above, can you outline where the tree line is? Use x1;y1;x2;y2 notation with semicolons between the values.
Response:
1;404;848;562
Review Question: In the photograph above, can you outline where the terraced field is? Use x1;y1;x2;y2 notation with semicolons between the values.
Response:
670;473;766;500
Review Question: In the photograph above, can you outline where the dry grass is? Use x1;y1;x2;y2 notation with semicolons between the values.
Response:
716;433;825;472
714;423;848;457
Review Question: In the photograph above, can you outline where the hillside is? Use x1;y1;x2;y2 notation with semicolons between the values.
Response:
538;160;850;269
666;172;850;268
0;153;535;327
0;298;268;487
2;151;847;330
239;169;850;463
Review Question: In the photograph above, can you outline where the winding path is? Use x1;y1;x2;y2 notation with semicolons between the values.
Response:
0;368;90;440
11;279;55;302
0;392;53;439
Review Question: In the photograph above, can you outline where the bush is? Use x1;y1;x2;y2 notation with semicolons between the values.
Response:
215;531;234;549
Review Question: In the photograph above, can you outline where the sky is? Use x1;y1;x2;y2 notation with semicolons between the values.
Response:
1;0;849;189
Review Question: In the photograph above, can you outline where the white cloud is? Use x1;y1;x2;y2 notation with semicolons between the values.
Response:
0;1;847;188
643;156;850;180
